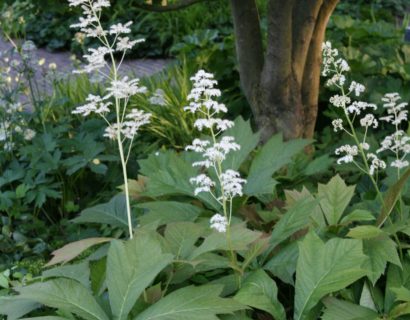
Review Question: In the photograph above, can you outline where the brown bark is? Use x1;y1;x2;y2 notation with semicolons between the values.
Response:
230;0;339;142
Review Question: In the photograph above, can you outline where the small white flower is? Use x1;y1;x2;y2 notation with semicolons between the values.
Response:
210;214;228;233
116;37;143;51
332;119;343;132
367;153;386;175
330;95;351;108
335;145;358;164
220;169;246;199
349;81;365;97
105;77;147;99
360;114;378;128
23;129;36;141
109;21;132;35
189;174;215;195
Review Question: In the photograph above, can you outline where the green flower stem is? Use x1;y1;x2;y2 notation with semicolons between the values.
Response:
206;107;241;282
90;1;134;239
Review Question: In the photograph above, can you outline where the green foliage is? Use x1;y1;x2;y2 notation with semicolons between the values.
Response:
294;232;367;320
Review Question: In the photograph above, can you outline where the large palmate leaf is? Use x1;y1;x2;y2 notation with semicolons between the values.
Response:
107;234;174;320
138;150;220;210
134;285;244;320
264;241;299;285
268;197;318;250
321;297;380;320
244;134;310;196
376;167;410;226
72;194;132;229
294;232;367;320
42;261;90;288
17;279;109;320
362;236;401;285
0;297;40;320
317;175;355;226
221;117;260;171
189;223;261;259
137;201;203;226
164;222;205;259
234;269;286;320
385;258;410;313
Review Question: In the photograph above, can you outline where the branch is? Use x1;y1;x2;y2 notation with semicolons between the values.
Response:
134;0;211;12
229;0;264;106
291;0;324;85
301;0;339;138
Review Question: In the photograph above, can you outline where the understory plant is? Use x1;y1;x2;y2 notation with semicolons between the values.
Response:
2;0;410;319
69;0;151;239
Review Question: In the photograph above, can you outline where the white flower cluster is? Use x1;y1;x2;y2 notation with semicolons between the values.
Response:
322;41;386;176
68;0;152;239
377;93;410;169
69;0;144;75
103;109;151;140
185;70;246;233
70;0;150;143
209;214;228;233
149;89;167;106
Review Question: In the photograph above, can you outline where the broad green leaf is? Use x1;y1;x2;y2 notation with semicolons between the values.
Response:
303;154;333;176
138;201;202;226
285;187;326;227
234;269;286;320
264;241;298;285
21;317;70;320
107;234;174;320
139;151;220;210
134;285;245;320
347;226;386;239
318;175;355;225
17;279;109;320
220;312;252;320
340;210;375;224
362;236;401;284
45;237;112;267
189;224;261;259
376;167;410;226
391;286;410;301
244;134;310;196
385;259;410;313
269;197;318;250
285;187;325;227
0;297;40;320
90;257;107;296
164;222;204;259
321;297;380;320
72;194;133;229
294;232;367;320
222;117;260;171
389;302;410;318
43;261;90;288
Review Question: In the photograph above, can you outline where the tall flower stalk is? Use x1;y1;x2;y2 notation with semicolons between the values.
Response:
322;42;410;226
322;42;386;204
69;0;150;239
185;70;246;272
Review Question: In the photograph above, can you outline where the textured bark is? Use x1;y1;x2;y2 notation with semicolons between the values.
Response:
230;0;339;142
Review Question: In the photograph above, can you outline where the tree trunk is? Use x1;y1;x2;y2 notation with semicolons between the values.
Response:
230;0;339;142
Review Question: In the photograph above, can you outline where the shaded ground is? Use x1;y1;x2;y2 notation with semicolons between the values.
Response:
0;36;171;78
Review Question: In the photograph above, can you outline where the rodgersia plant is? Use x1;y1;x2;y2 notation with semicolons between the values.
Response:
69;0;151;239
322;41;410;225
185;70;246;268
